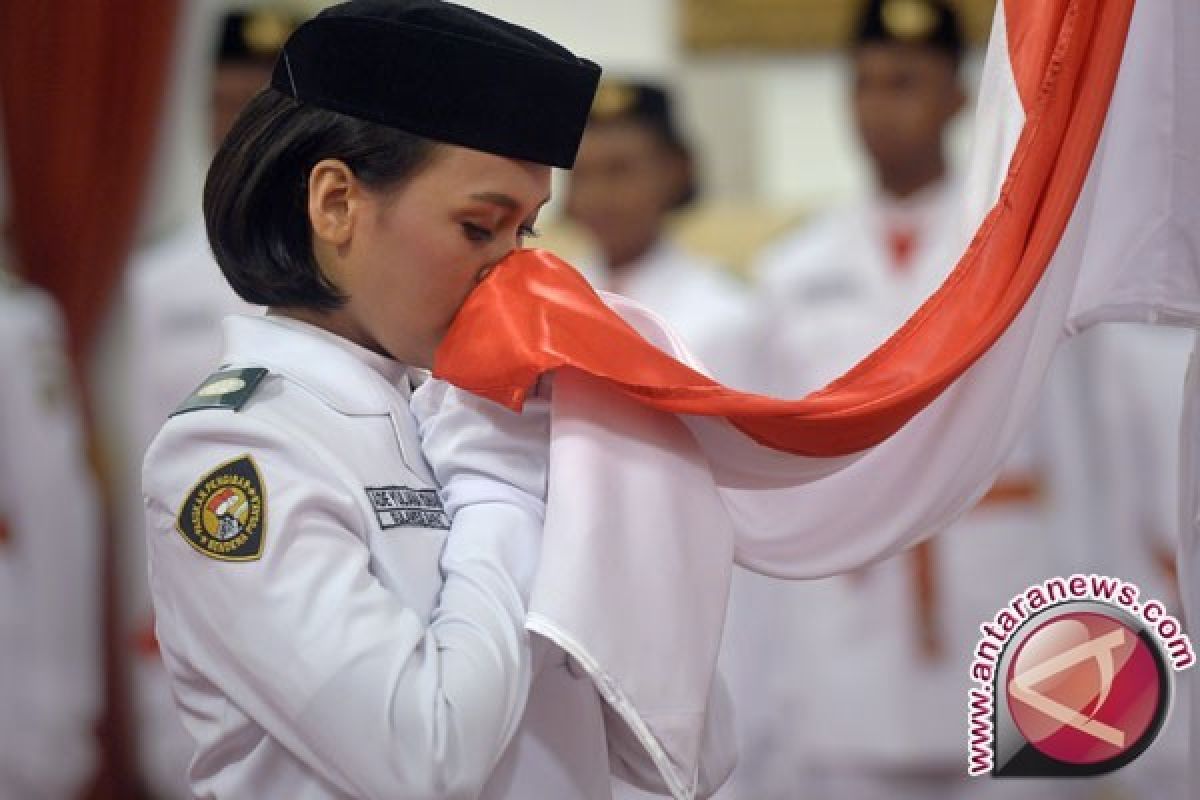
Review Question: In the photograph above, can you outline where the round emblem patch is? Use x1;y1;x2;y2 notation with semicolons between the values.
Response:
176;455;266;561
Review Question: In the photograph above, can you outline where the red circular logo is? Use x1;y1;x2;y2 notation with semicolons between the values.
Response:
1006;611;1161;766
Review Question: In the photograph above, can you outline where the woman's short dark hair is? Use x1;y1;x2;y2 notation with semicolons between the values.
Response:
204;88;438;310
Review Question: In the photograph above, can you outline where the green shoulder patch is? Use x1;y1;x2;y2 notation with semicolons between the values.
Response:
175;455;267;562
172;367;268;417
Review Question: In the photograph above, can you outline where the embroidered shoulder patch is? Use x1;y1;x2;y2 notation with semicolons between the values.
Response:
176;455;267;561
365;486;450;530
172;367;268;417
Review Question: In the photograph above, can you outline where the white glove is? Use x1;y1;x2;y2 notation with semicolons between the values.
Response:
412;377;551;601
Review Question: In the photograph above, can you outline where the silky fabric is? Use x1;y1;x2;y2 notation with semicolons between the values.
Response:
427;2;1200;796
575;238;759;391
434;3;1132;458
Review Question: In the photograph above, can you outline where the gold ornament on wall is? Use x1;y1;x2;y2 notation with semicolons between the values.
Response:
681;0;997;52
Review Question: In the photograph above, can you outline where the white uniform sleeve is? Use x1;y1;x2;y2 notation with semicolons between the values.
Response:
411;377;547;601
0;289;101;798
143;409;536;800
414;377;739;797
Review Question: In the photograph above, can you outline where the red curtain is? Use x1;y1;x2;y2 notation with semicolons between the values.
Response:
0;3;181;798
0;0;180;362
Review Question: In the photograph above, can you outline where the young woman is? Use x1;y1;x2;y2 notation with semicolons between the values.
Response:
141;3;733;799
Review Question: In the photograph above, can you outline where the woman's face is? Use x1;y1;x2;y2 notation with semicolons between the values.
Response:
309;145;551;367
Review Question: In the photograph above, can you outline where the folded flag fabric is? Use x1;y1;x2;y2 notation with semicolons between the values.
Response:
435;3;1129;458
431;1;1198;797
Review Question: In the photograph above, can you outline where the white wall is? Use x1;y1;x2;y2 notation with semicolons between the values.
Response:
462;0;678;74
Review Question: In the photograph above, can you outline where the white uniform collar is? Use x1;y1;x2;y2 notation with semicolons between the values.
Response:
220;313;415;416
868;176;959;231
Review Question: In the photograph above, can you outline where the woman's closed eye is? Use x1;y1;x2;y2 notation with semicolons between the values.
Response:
461;221;494;243
461;221;541;245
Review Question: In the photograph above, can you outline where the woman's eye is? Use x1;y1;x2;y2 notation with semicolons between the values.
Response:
462;222;493;243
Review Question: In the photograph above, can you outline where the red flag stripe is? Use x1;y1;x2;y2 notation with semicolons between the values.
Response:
434;1;1135;457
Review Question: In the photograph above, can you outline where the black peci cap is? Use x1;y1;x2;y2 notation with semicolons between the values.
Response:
585;79;697;207
218;9;302;65
853;0;964;63
269;0;602;169
588;80;684;146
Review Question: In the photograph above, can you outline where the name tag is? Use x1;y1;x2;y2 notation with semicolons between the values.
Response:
365;486;450;531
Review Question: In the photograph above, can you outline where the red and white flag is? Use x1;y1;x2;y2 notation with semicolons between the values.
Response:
431;1;1198;796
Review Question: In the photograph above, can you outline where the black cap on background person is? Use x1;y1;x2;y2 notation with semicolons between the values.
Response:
219;8;300;66
849;0;967;198
566;79;699;271
211;8;303;146
853;0;965;67
584;80;696;209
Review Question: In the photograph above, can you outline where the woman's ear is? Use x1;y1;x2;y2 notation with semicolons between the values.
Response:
307;159;359;247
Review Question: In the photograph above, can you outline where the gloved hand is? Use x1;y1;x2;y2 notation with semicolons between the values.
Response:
411;377;552;602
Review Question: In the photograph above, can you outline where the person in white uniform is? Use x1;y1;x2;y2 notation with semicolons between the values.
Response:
725;2;1108;798
0;270;102;799
565;80;755;388
126;8;300;454
123;10;300;796
728;3;1189;799
142;3;731;799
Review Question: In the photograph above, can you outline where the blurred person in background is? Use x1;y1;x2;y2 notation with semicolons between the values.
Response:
755;0;967;366
565;80;755;388
1078;323;1194;800
723;4;973;795
0;264;101;799
721;2;1180;798
122;8;300;797
126;8;297;464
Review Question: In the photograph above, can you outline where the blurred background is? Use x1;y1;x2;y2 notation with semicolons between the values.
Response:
0;1;1191;798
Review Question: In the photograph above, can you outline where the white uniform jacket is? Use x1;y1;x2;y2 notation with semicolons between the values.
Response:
724;180;1089;789
736;177;1186;785
0;280;101;799
143;314;678;800
753;180;961;395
